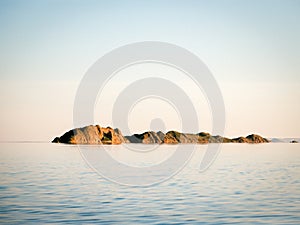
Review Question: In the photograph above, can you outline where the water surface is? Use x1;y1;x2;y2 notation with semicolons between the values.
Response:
0;143;299;224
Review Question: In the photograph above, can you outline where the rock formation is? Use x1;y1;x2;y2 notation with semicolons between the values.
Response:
125;131;164;144
52;125;269;145
231;134;269;143
52;125;128;144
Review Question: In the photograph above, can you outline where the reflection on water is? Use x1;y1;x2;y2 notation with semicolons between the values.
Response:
0;143;299;224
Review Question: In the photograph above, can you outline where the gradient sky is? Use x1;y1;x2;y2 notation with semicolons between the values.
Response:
0;0;299;141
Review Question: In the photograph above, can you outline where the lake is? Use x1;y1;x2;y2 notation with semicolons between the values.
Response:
0;143;299;224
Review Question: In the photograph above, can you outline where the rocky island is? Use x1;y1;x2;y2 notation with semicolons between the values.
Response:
52;125;269;144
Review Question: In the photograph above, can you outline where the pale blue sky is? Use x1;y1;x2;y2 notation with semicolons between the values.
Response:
0;0;299;140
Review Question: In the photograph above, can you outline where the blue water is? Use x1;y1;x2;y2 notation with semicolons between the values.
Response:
0;143;299;224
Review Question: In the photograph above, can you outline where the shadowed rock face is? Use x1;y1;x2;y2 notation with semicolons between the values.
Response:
125;131;164;144
52;125;269;144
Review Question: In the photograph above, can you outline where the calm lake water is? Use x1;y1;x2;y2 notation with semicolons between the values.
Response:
0;143;299;224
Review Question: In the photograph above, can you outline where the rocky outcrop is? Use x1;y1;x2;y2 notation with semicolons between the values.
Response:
231;134;269;143
161;132;267;144
245;134;269;143
52;125;269;144
52;125;128;145
163;131;201;144
125;131;164;144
